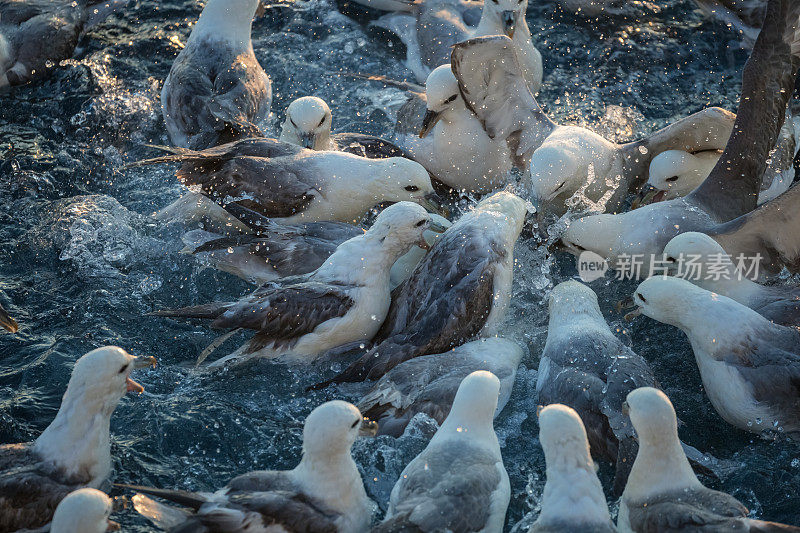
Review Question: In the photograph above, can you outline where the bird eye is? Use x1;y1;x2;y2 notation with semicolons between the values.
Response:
290;118;297;128
318;115;326;127
415;220;426;227
350;419;360;428
491;0;498;3
118;364;129;374
636;292;647;304
405;185;420;192
444;94;458;104
665;176;679;182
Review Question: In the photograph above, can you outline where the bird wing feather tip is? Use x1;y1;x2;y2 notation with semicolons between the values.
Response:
131;494;191;530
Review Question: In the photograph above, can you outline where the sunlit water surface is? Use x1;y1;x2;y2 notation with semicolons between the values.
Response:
0;0;798;530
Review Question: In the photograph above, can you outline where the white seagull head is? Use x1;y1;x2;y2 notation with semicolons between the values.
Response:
369;157;439;210
547;279;599;316
281;96;333;150
51;488;117;533
646;150;705;200
366;201;443;257
302;400;376;458
538;404;595;469
624;387;679;448
662;232;733;277
420;65;461;138
443;370;501;434
481;0;528;38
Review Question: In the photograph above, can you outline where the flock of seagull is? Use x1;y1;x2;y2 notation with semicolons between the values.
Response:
1;0;800;531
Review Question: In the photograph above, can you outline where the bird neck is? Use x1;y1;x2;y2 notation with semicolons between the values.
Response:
294;451;368;518
434;406;498;451
538;454;610;526
189;0;258;50
692;270;762;306
34;391;115;484
625;432;700;501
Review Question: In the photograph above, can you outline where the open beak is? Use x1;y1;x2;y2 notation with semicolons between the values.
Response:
359;418;378;437
300;133;316;150
631;184;666;209
419;109;442;138
623;307;642;321
106;520;121;531
502;11;517;38
126;356;156;394
0;305;18;333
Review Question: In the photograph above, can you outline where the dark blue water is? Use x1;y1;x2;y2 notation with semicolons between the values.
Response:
0;0;797;530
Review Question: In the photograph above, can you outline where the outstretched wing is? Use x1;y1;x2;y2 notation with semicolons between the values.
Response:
688;0;800;221
451;35;557;159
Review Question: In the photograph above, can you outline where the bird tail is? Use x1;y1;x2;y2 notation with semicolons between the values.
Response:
116;484;208;510
123;145;206;168
150;302;231;321
748;520;800;532
330;71;424;93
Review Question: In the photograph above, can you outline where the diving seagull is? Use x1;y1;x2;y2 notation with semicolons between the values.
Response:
357;337;523;437
619;387;800;532
538;280;729;494
636;113;800;207
161;0;272;149
128;137;441;224
529;404;616;533
121;400;377;533
154;202;447;366
663;232;800;327
632;277;800;436
279;96;407;159
0;347;154;532
451;35;736;215
51;488;119;533
355;0;542;91
559;0;800;270
317;190;527;385
0;0;124;89
181;205;451;288
373;371;511;532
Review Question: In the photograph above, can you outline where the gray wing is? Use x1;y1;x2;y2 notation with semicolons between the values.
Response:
0;1;83;87
626;487;749;532
164;44;271;149
0;443;85;532
529;522;618;533
687;0;800;221
212;281;356;354
753;293;800;327
451;35;557;162
332;133;408;159
326;219;502;383
709;183;800;274
375;441;503;533
416;1;472;71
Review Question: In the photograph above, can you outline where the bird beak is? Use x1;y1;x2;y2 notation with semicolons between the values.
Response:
0;306;18;333
126;356;156;394
418;191;446;216
502;11;517;38
631;184;666;209
615;296;635;313
622;401;630;416
428;219;449;234
300;133;316;150
359;419;378;437
419;109;442;138
106;520;121;531
623;307;642;321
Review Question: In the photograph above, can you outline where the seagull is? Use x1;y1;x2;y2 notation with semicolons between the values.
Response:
529;404;616;533
129;138;441;224
355;0;542;91
559;0;800;269
636;114;800;207
0;300;18;333
451;35;736;215
316;191;528;385
279;96;407;159
0;347;154;532
357;337;523;436
373;371;511;532
538;280;727;494
619;387;800;532
632;276;800;436
663;232;800;327
154;202;447;366
121;400;377;533
161;0;272;149
392;64;519;193
0;0;124;89
51;488;119;533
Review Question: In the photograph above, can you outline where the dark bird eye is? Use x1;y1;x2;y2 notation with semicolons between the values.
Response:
405;185;420;192
636;292;647;304
350;419;360;428
415;220;426;227
118;364;129;374
290;118;298;128
318;115;326;127
444;94;458;104
665;176;679;182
